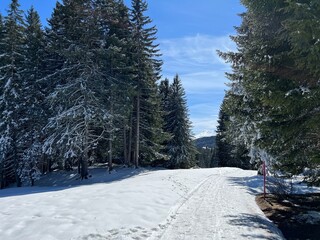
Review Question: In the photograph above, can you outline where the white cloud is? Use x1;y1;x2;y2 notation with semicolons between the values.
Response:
160;34;236;71
189;103;220;136
159;34;235;134
160;34;235;92
190;116;218;136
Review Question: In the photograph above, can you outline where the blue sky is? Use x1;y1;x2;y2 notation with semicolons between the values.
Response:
0;0;245;137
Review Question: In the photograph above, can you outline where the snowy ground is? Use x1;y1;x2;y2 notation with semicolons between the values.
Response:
1;167;316;240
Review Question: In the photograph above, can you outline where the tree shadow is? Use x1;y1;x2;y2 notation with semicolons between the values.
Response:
0;167;162;198
227;175;263;195
226;213;284;239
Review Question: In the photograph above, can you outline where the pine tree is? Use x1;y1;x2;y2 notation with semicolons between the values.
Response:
219;0;320;184
215;100;232;168
0;0;26;188
159;78;171;132
0;13;6;188
0;14;4;68
130;0;164;167
43;0;112;179
18;7;46;185
166;75;195;169
94;0;135;171
159;78;172;161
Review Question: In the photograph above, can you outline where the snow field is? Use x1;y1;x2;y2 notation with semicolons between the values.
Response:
0;167;300;239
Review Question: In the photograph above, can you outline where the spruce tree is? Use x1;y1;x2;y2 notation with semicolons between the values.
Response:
166;75;195;169
94;0;135;171
219;0;320;184
18;7;46;185
215;100;232;168
0;0;26;187
0;13;5;188
130;0;164;167
43;0;112;179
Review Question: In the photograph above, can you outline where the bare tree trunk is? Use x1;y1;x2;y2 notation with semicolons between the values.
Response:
13;137;21;187
123;123;128;166
78;158;81;174
134;95;140;168
41;154;46;174
81;117;89;179
81;155;89;179
108;133;113;173
128;110;133;166
0;162;4;189
108;101;113;173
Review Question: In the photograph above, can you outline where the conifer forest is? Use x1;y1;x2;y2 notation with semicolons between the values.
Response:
0;1;320;239
0;0;319;189
215;0;320;186
0;0;196;188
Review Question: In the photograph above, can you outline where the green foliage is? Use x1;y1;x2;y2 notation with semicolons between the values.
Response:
165;75;196;169
130;0;165;165
0;0;26;187
218;0;320;184
0;0;197;188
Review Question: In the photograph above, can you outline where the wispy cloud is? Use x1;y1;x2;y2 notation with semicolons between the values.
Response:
190;116;218;136
160;34;235;74
159;34;235;135
189;103;220;136
159;34;235;93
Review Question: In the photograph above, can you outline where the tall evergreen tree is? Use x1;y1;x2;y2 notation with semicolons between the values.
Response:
0;13;5;188
130;0;164;167
94;0;135;171
215;99;233;168
0;0;26;188
218;0;320;184
43;0;112;179
18;7;46;185
166;75;195;169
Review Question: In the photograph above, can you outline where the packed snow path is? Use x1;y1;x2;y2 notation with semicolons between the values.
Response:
0;167;285;240
155;169;283;240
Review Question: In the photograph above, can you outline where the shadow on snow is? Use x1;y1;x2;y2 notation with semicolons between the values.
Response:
0;167;163;198
227;175;263;195
226;213;284;239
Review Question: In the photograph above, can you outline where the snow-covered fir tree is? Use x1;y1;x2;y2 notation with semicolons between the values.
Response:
0;0;201;188
43;0;112;179
0;0;26;188
16;7;48;186
218;0;320;185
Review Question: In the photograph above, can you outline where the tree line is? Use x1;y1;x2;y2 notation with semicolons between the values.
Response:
0;0;196;188
215;0;320;185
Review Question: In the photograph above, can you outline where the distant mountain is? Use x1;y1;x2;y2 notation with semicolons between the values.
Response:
194;136;216;149
194;130;215;139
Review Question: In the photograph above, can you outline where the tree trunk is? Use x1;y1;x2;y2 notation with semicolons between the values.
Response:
81;155;89;179
134;95;140;168
0;163;4;189
13;137;21;187
81;119;89;179
128;110;133;166
78;157;81;174
108;133;113;173
123;123;128;166
108;101;113;173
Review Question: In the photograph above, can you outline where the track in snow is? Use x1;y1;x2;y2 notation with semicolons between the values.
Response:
154;168;284;240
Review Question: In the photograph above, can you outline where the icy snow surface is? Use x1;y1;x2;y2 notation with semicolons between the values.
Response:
0;167;287;239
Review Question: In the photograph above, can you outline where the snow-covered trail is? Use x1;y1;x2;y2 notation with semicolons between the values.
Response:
154;168;284;240
0;167;285;240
